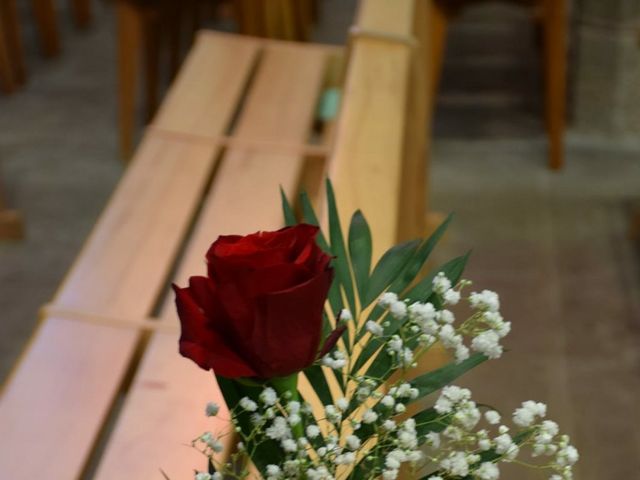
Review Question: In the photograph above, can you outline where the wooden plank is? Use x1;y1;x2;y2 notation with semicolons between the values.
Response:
0;316;139;479
355;0;414;37
328;38;412;260
92;332;223;480
153;31;260;138
52;134;218;319
233;41;329;142
160;41;330;295
93;38;329;479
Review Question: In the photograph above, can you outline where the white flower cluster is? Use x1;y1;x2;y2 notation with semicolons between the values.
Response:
422;387;579;480
370;274;510;367
190;275;577;480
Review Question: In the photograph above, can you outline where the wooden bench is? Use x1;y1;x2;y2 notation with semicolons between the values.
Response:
0;1;438;477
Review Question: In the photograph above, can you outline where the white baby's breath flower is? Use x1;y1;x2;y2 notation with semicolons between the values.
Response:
389;300;408;320
424;431;440;448
306;424;320;438
455;344;470;363
382;470;398;480
395;403;406;414
475;462;500;480
379;292;398;308
437;309;456;324
265;417;291;440
266;465;281;477
362;409;378;424
335;397;349;411
443;289;461;305
325;405;342;424
340;308;353;321
469;290;500;312
260;388;277;406
287;413;301;426
383;419;397;431
205;402;220;417
471;330;503;359
239;397;258;412
281;438;297;452
408;302;436;323
433;272;452;294
346;435;361;450
440;451;470;477
513;401;547;427
195;472;212;480
485;410;501;425
366;320;384;336
381;395;395;408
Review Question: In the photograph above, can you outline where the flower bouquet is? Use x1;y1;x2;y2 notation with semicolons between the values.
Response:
172;182;578;480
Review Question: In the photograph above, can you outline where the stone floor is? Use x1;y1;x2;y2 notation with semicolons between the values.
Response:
1;2;640;480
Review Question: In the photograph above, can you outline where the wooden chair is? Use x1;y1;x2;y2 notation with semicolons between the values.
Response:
0;0;25;92
429;0;567;170
1;1;441;477
0;170;23;240
233;0;317;41
117;0;319;159
117;0;207;159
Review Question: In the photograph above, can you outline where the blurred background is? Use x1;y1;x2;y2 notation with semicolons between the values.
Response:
1;0;640;479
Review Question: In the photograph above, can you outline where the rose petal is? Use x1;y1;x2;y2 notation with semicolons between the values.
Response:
173;284;257;378
250;267;333;378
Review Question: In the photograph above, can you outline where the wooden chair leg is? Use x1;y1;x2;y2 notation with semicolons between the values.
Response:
542;0;567;170
117;1;143;160
69;0;92;29
142;10;160;122
428;0;449;103
0;16;16;93
167;5;182;79
1;0;26;84
233;0;264;36
295;0;313;41
31;0;60;57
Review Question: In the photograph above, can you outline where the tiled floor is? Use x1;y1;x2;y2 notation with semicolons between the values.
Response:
1;2;639;479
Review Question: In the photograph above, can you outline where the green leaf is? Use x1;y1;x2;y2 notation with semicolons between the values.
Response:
348;210;372;303
411;353;488;400
389;213;453;293
299;190;330;252
364;239;421;306
413;407;451;436
298;190;343;318
352;253;470;378
325;180;357;315
280;187;297;226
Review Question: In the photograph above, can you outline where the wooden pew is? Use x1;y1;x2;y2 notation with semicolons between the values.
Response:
0;1;437;477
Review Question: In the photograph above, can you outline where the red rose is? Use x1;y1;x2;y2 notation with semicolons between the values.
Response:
173;224;335;379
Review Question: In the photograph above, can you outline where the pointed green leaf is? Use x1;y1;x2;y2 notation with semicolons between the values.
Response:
389;213;453;293
364;239;421;306
280;187;297;226
298;191;342;317
413;407;451;436
325;180;357;315
299;190;330;252
348;210;372;302
411;353;488;401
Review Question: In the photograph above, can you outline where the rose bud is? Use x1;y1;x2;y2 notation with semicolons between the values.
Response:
173;224;337;379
